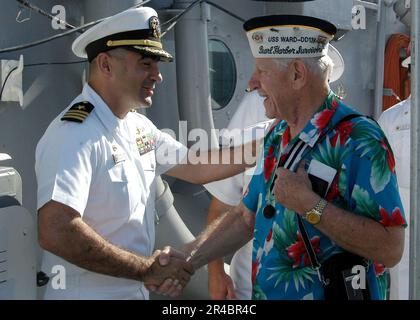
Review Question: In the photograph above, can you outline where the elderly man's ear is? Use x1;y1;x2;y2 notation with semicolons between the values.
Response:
290;59;308;90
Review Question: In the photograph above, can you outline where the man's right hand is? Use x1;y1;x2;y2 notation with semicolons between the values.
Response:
144;246;194;297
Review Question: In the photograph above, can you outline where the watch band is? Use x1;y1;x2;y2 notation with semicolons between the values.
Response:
305;198;327;225
314;198;327;214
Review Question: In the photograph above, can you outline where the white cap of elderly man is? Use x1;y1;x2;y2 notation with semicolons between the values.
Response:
72;7;173;63
243;15;344;83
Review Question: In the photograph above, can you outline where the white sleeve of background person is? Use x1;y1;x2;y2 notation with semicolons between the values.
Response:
205;91;271;300
142;117;188;176
204;91;270;204
378;99;411;300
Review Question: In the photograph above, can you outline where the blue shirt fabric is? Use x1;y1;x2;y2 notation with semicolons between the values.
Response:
243;91;406;300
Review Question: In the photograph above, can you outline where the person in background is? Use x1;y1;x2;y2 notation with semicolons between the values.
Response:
204;80;273;299
378;53;411;300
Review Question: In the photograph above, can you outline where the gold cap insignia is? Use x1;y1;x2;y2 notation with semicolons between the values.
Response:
149;16;161;39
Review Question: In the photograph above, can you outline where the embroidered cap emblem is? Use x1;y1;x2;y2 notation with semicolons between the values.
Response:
252;32;264;43
149;16;161;39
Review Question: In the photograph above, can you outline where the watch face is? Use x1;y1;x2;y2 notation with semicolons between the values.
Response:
307;211;321;224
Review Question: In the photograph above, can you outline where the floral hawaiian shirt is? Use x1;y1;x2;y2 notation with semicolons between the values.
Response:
242;91;406;300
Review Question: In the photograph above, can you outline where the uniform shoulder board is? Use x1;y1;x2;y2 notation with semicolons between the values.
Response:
61;101;95;123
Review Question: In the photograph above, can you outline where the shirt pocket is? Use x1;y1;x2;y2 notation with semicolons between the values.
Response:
108;162;133;182
106;162;139;217
139;151;156;173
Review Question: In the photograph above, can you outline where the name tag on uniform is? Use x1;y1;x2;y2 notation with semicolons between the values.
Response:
112;152;127;164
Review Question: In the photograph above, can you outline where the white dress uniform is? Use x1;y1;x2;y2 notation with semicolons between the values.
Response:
35;84;187;299
204;91;273;299
378;96;410;300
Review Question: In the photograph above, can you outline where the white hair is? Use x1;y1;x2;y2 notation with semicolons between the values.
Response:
274;55;334;82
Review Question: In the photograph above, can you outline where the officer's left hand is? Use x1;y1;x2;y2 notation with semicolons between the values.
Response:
273;162;317;215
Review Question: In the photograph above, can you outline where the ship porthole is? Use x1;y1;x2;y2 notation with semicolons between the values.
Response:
208;39;237;110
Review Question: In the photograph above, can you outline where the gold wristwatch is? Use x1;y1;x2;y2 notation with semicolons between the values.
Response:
305;198;328;225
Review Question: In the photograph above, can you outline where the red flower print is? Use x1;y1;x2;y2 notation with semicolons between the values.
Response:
331;121;353;146
380;140;395;173
325;171;340;201
252;259;260;284
287;233;321;268
282;127;291;148
266;229;273;242
264;146;277;181
312;109;334;131
379;207;405;227
374;262;385;276
331;98;339;109
264;229;274;255
279;153;288;166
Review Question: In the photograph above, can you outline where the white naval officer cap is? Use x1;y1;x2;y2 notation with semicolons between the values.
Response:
72;7;173;63
243;15;344;82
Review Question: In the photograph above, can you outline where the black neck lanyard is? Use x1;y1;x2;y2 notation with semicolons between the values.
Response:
261;113;364;277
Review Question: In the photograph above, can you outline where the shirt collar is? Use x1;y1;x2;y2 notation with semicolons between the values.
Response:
297;91;341;147
82;83;124;133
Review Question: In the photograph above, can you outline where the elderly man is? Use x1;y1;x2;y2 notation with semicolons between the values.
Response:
165;14;406;300
35;7;254;300
204;47;345;300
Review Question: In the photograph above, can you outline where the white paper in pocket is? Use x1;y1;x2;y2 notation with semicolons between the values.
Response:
307;159;337;197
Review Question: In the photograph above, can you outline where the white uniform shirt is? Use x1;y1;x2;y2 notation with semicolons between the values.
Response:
204;91;273;299
378;97;410;300
35;84;187;299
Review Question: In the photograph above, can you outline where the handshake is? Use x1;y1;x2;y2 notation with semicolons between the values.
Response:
143;246;194;298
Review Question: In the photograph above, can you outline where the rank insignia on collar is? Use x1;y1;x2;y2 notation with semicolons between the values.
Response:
61;101;94;123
